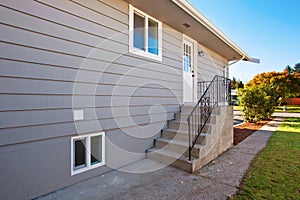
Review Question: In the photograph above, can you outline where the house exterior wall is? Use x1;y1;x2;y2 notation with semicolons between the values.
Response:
197;45;228;82
0;0;229;199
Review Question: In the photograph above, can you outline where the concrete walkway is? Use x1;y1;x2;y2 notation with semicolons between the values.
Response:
38;117;286;200
233;110;243;126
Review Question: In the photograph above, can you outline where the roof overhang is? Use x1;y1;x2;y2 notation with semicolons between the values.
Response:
124;0;252;61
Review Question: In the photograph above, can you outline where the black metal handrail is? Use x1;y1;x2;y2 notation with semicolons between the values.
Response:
197;81;211;99
187;75;231;161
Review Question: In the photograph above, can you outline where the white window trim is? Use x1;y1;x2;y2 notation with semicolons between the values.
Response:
129;4;162;61
71;132;105;176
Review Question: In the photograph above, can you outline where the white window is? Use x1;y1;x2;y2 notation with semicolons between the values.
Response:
129;5;162;61
71;132;105;176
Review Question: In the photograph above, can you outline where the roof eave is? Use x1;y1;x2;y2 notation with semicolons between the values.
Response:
172;0;251;61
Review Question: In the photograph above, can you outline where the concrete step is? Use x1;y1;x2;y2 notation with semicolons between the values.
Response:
146;106;234;173
180;105;221;115
162;128;207;144
146;148;193;172
147;146;226;173
175;113;216;123
168;120;213;132
154;137;202;158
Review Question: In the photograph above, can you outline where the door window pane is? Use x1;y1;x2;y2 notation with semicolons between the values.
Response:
91;135;102;165
148;18;158;55
184;56;190;72
74;139;86;169
134;13;145;50
183;43;192;72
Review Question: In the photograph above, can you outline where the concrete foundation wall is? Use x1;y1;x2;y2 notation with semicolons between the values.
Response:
193;106;233;172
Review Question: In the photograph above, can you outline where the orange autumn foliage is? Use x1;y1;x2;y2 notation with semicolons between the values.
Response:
246;70;300;98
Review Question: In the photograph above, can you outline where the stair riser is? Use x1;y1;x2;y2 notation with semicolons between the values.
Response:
146;151;192;172
162;130;188;141
175;113;216;123
168;122;212;133
147;106;232;173
194;135;207;145
154;139;200;158
180;106;221;115
162;130;207;144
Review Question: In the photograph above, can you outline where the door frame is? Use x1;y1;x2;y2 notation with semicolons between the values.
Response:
182;35;197;103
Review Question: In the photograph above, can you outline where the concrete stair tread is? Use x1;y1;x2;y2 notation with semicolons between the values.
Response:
156;137;203;149
147;106;233;172
164;128;188;134
163;128;209;136
177;112;219;116
147;147;190;162
171;120;215;125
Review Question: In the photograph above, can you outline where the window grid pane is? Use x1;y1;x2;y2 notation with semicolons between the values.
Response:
134;13;145;50
183;43;192;72
74;139;86;170
91;135;102;165
148;18;158;55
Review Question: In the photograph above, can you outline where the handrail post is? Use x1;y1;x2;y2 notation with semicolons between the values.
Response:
187;117;191;161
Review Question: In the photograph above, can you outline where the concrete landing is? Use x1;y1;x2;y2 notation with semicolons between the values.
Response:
37;117;285;200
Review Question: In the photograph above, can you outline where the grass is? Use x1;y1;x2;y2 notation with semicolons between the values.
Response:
234;105;300;113
275;105;300;113
233;106;242;111
234;118;300;200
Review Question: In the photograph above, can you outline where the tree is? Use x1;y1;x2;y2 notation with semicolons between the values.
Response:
246;69;300;98
294;63;300;73
238;62;300;122
284;65;293;75
231;77;244;89
236;80;244;89
238;85;277;122
231;77;237;89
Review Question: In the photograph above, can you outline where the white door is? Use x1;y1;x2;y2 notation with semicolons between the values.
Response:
183;39;194;103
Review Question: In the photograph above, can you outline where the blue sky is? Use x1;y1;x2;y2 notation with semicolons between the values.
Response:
189;0;300;83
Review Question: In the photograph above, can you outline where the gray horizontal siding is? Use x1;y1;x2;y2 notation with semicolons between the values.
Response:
0;0;182;144
0;23;128;56
0;114;175;147
163;23;183;42
197;44;226;82
0;90;182;112
0;58;181;86
0;77;182;94
1;2;182;71
0;106;178;129
0;94;180;111
0;2;128;44
0;128;150;199
70;0;129;25
0;1;185;199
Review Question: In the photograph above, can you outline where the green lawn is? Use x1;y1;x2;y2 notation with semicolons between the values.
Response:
234;105;300;113
233;106;242;111
275;105;300;113
234;118;300;200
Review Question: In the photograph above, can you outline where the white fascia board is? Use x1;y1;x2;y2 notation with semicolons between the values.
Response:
172;0;251;61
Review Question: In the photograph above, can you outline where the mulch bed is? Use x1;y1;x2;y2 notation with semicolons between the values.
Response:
233;119;273;145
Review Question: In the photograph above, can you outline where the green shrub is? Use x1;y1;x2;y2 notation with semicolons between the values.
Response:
238;86;277;122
